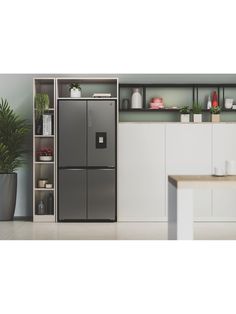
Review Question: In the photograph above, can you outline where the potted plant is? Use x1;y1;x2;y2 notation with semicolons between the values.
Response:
37;147;53;162
0;99;30;220
210;106;221;122
180;106;190;122
35;93;50;135
69;83;82;98
192;103;202;123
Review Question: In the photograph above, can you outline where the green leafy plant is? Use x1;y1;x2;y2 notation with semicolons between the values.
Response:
35;93;50;120
179;106;190;114
210;106;221;114
69;83;81;91
0;99;30;173
192;103;202;114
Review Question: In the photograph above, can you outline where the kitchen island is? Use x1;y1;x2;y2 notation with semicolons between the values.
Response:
168;175;236;240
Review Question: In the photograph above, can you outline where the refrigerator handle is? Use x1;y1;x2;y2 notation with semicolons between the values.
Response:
88;108;92;128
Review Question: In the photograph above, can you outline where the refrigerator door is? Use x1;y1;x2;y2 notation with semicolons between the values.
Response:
87;169;116;220
87;101;116;167
58;100;86;167
58;169;86;220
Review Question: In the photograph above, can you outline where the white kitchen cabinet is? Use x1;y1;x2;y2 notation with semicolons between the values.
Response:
212;124;236;219
118;123;165;221
166;124;212;219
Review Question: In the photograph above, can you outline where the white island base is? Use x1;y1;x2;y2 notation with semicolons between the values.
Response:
168;175;236;240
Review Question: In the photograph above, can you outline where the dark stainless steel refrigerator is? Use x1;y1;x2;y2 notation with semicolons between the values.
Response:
58;100;116;221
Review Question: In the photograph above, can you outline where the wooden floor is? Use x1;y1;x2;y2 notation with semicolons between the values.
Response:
1;221;236;240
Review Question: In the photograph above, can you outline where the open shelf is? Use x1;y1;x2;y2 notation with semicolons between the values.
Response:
34;135;54;138
33;215;55;223
119;83;236;121
58;97;117;100
34;79;55;109
57;78;118;98
33;78;56;222
35;161;54;164
35;188;54;191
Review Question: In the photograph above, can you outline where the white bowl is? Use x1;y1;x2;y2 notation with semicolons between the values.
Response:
39;156;53;162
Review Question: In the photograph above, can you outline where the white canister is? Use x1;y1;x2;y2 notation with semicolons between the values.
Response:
225;98;233;109
131;88;142;109
214;167;225;176
225;160;236;175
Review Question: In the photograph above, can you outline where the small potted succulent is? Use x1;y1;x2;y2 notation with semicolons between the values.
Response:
38;147;53;162
69;83;81;98
180;106;190;123
35;93;50;135
210;106;221;122
192;103;202;123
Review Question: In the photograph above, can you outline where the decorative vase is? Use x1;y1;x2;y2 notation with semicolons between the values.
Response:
180;114;190;123
0;173;17;220
207;95;212;109
46;193;54;215
70;88;81;98
212;91;218;107
193;114;202;123
211;114;220;123
37;200;46;215
131;88;142;109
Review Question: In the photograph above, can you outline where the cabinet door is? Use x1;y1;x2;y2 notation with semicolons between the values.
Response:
118;123;165;221
166;124;212;219
212;124;236;219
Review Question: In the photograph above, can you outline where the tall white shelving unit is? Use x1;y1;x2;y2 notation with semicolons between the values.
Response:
33;77;119;222
33;78;56;222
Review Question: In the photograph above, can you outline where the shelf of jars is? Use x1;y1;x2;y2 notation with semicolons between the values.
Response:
33;78;56;222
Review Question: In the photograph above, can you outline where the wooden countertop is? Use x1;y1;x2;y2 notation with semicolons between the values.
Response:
168;175;236;188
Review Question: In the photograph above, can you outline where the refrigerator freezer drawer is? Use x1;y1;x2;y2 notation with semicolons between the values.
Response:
87;169;116;221
58;169;86;220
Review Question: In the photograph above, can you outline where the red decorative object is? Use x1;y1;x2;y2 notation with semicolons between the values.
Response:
212;91;218;108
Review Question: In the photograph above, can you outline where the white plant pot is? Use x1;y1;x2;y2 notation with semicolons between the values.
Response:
211;114;220;123
39;156;53;162
180;114;190;123
70;88;81;98
193;114;202;123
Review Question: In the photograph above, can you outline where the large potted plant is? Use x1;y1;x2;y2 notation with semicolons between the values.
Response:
35;93;50;135
0;99;30;220
192;103;202;123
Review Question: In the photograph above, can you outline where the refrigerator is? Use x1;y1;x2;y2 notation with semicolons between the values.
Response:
58;100;116;221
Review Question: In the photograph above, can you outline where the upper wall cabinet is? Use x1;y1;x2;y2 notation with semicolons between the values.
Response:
118;123;166;221
166;124;212;219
